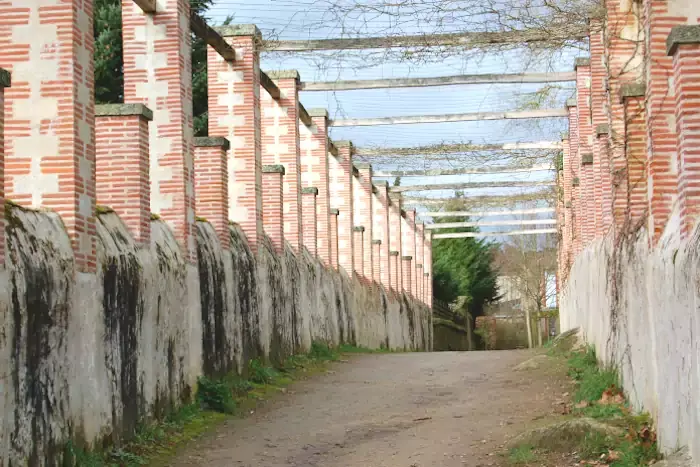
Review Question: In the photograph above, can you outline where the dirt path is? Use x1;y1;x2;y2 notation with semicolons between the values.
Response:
169;351;571;467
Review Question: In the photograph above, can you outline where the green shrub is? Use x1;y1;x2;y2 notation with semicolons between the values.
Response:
196;376;236;414
308;341;337;360
508;444;537;464
248;358;278;384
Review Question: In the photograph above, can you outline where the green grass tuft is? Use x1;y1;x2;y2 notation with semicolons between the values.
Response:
508;444;538;464
197;376;237;414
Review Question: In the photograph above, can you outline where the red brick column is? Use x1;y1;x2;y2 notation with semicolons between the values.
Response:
388;193;403;293
424;232;433;307
401;256;413;296
329;208;339;269
354;163;374;281
0;0;96;272
261;70;302;253
389;251;400;292
372;240;382;285
208;25;263;253
403;209;418;297
567;99;583;256
353;226;365;280
194;137;230;249
561;134;573;280
621;84;648;226
96;104;153;246
373;181;391;289
302;109;332;266
329;141;355;275
668;26;700;237
301;187;318;256
0;69;7;267
575;58;595;248
122;0;196;262
262;165;285;254
590;23;610;238
416;222;425;301
642;0;690;243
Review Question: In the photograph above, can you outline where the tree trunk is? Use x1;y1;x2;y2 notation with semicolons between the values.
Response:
525;308;533;349
537;317;543;347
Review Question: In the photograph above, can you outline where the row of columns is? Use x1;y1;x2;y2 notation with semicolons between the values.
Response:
558;0;700;284
0;1;432;305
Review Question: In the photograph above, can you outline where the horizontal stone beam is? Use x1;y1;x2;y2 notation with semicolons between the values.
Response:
329;109;568;127
388;181;555;192
373;164;554;177
300;72;577;91
403;191;554;206
425;219;556;229
190;13;236;61
298;103;313;127
355;141;563;157
263;29;587;51
132;0;156;13
418;207;556;218
433;228;557;239
259;70;281;99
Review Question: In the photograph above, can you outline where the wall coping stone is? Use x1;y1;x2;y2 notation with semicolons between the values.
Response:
561;131;569;140
354;162;371;169
329;208;340;215
574;57;591;69
667;25;700;56
573;177;580;187
302;187;318;195
619;82;646;103
565;201;572;208
596;124;610;136
0;68;10;88
401;255;413;260
581;153;594;165
195;136;230;150
372;239;382;244
389;251;399;256
307;108;328;118
566;98;577;108
333;140;352;148
353;226;365;232
263;164;285;174
266;69;300;80
96;103;153;121
215;24;261;38
424;272;430;277
416;263;423;268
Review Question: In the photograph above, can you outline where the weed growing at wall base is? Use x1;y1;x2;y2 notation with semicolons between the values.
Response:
61;342;381;466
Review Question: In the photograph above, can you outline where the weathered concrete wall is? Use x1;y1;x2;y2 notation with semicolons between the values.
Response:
561;212;700;461
0;205;429;464
433;320;472;351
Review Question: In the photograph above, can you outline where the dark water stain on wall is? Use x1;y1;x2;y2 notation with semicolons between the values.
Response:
196;224;234;377
6;210;73;465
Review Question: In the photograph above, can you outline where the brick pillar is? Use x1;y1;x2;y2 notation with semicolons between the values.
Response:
424;232;433;307
595;124;614;234
301;109;332;266
96;104;153;246
603;0;644;238
373;181;391;289
416;222;425;301
402;209;417;297
354;164;374;281
566;99;582;255
402;256;413;296
423;273;430;306
353;226;365;280
329;141;354;275
329;208;339;269
0;69;7;266
372;240;382;284
621;84;648;225
668;26;700;237
208;25;263;253
262;165;285;254
642;0;690;243
261;70;302;253
388;193;403;293
590;23;610;238
575;58;595;248
389;251;400;292
194;137;230;249
301;187;318;256
122;0;196;262
561;134;573;280
0;0;96;272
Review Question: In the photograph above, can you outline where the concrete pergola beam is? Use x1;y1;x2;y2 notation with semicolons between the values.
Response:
355;141;563;157
388;181;556;193
259;71;281;99
425;219;556;229
300;72;577;91
418;208;556;218
132;0;156;13
373;164;554;177
329;109;568;127
433;228;557;239
190;13;237;61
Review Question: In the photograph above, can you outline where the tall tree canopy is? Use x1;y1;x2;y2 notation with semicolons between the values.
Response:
94;0;215;135
431;193;499;318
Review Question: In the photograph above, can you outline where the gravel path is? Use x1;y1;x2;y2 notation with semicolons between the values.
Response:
169;350;569;467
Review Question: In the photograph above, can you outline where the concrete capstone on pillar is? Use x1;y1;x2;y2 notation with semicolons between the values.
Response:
194;137;231;249
301;187;318;256
261;70;303;254
262;164;285;254
96;104;154;247
0;0;97;272
122;0;196;263
668;25;700;237
209;25;263;253
329;141;354;275
302;109;332;265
